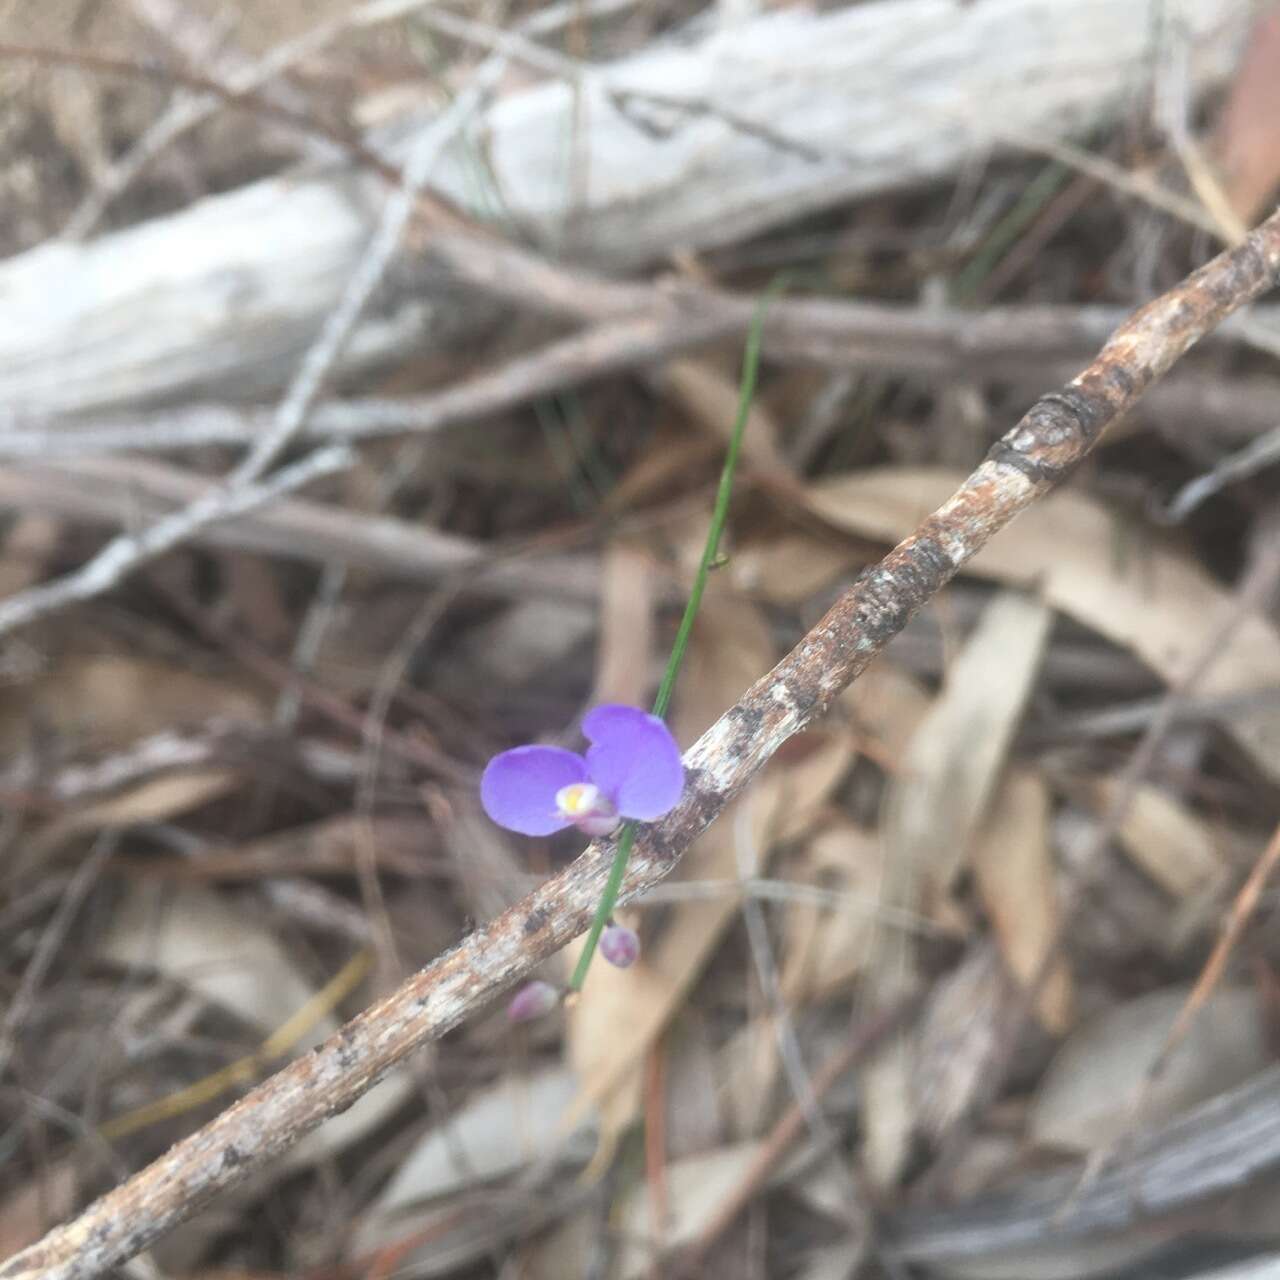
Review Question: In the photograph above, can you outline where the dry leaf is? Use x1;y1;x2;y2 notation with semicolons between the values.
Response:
614;1142;764;1280
98;882;336;1039
807;468;1280;782
659;357;789;475
1215;7;1280;223
843;657;933;762
972;768;1074;1033
437;597;596;687
30;769;238;856
780;821;885;1003
884;589;1052;897
1029;985;1269;1154
98;881;416;1173
354;1068;596;1253
912;945;1009;1137
0;654;261;756
729;531;859;606
1075;776;1229;902
864;589;1051;1186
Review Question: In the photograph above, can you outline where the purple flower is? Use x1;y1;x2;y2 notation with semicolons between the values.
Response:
481;704;683;838
599;922;640;969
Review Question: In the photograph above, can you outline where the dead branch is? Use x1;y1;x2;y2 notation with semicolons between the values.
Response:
0;454;600;601
3;282;1277;461
0;0;1249;420
0;445;353;639
4;208;1278;1280
887;1061;1280;1268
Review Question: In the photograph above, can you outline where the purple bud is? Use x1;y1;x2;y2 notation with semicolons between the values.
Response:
599;923;640;969
506;980;560;1023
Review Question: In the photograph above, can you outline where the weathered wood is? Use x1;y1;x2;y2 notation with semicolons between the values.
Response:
0;0;1249;420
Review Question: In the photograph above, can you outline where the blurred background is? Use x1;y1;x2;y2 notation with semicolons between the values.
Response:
2;1;1280;1277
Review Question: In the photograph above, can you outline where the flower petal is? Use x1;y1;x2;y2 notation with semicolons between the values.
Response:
582;704;684;821
481;746;587;835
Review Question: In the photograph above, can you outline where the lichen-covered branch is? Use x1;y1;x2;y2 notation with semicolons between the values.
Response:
5;207;1279;1280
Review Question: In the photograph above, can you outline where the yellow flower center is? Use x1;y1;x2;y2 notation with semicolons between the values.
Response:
556;782;601;817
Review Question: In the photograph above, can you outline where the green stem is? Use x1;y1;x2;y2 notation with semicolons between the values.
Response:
569;280;783;993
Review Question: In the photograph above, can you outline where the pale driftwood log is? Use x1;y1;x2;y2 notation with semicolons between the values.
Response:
0;0;1249;420
3;202;1277;1280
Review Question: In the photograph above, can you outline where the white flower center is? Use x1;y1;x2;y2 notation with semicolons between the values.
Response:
555;782;619;836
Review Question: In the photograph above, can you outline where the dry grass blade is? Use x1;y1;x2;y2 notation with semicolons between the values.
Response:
4;205;1279;1280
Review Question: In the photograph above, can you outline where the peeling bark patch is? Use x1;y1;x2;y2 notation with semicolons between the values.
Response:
522;906;550;936
986;438;1070;485
335;1027;359;1070
1028;388;1105;442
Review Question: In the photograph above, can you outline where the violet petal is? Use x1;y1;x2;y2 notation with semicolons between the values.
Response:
481;745;587;836
582;704;684;821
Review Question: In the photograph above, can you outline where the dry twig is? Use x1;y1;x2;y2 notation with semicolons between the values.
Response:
0;444;353;639
4;207;1279;1280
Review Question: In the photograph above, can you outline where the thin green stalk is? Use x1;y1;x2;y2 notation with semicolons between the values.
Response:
569;280;783;992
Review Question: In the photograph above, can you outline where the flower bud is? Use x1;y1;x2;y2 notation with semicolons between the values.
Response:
599;922;640;969
506;980;560;1023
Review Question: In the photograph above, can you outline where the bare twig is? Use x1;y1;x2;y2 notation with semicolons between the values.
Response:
5;290;1280;462
0;445;353;640
4;207;1279;1280
231;76;490;485
0;453;599;601
1158;421;1280;521
0;833;117;1082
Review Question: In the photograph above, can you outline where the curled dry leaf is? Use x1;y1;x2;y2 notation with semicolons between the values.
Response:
807;468;1280;782
1029;984;1270;1154
27;770;237;856
972;768;1074;1033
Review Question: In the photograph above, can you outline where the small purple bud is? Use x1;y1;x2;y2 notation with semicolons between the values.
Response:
599;923;640;969
507;980;561;1023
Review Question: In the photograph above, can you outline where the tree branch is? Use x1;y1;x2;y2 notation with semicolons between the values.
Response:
5;207;1278;1280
